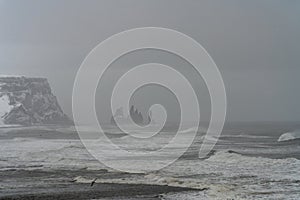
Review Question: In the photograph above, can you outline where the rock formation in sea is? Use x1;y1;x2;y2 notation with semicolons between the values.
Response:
130;105;143;125
0;76;72;126
110;105;152;126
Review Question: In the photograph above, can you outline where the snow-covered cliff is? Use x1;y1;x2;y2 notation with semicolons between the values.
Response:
0;76;71;126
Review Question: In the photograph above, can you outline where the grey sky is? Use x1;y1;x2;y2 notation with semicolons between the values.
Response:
0;0;299;122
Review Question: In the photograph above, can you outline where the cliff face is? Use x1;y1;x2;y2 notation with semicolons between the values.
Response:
0;76;71;125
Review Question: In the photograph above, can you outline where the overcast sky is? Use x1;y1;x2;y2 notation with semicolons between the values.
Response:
0;0;299;122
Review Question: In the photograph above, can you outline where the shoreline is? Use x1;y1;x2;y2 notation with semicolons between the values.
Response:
0;169;204;200
0;183;200;200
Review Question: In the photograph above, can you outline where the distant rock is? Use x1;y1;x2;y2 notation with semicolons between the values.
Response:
0;76;72;126
110;105;152;126
130;105;144;125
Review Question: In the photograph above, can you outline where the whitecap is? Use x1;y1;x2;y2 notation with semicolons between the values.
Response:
278;131;300;142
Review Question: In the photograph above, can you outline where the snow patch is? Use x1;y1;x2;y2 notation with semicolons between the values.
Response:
0;94;13;125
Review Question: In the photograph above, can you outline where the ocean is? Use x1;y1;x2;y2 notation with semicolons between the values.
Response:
0;122;300;199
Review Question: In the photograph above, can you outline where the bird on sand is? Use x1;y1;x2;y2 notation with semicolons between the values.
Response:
90;178;97;187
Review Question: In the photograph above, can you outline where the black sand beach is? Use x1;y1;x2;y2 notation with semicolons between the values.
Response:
0;169;201;200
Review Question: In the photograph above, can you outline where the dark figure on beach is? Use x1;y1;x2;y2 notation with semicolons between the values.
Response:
90;178;97;187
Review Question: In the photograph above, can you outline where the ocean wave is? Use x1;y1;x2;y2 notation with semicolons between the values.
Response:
278;130;300;142
73;150;300;199
221;133;272;139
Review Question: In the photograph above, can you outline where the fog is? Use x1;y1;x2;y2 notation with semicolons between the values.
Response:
0;0;299;122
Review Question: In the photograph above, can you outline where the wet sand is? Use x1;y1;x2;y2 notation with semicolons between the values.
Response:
0;169;201;200
1;183;195;200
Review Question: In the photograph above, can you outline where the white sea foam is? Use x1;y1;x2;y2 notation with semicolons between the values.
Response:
0;138;105;171
222;133;272;139
1;131;300;199
0;75;24;78
73;150;300;199
278;131;300;142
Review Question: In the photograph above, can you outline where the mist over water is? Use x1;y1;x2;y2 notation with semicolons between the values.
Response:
0;1;299;199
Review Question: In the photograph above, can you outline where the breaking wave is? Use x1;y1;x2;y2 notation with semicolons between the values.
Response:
278;130;300;142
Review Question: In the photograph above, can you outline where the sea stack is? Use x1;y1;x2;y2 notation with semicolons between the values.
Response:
0;75;71;125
